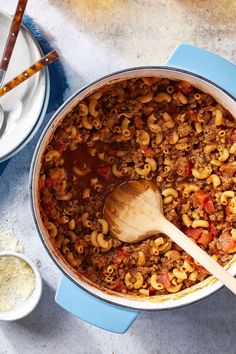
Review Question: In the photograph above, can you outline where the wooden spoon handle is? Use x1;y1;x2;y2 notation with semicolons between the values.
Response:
0;50;59;97
0;0;28;72
159;217;236;295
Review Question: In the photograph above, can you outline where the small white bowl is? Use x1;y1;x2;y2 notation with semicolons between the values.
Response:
0;252;43;321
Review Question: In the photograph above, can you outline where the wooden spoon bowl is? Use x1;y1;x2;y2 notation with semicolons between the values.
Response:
104;180;164;243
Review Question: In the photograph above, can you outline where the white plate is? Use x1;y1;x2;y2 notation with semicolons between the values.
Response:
0;10;49;161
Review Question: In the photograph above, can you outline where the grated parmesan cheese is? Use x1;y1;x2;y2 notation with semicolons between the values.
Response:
0;256;35;312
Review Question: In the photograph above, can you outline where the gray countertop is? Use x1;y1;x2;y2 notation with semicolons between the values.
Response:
0;1;236;353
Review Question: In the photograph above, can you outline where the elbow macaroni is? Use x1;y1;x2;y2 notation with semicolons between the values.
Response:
40;77;236;297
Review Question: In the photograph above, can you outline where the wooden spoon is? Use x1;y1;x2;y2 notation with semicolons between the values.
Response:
104;180;236;295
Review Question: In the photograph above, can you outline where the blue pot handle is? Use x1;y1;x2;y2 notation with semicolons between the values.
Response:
55;276;139;333
166;43;236;98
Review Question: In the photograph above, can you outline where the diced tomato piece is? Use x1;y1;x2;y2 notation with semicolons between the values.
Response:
209;223;217;237
187;224;216;246
157;273;171;288
112;249;129;265
204;199;216;214
96;166;111;180
148;285;157;295
113;248;128;264
197;231;213;247
117;248;127;257
113;279;123;292
185;256;208;274
141;146;155;157
178;81;193;95
220;163;236;177
186;110;197;121
135;116;144;128
186;227;203;240
192;190;210;207
184;162;193;177
114;279;121;288
218;233;235;253
185;256;195;266
226;214;236;222
193;190;215;213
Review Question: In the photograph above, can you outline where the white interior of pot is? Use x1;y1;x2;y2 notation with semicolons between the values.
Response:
31;67;236;310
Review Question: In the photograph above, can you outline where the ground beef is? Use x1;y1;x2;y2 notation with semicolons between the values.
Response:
39;77;236;297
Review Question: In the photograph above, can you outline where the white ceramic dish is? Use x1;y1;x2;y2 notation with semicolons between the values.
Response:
0;9;49;162
0;252;42;321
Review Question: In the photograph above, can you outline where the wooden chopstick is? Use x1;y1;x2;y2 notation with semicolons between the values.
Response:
0;50;59;97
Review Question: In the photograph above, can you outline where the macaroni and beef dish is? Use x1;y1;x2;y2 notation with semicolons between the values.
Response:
39;77;236;296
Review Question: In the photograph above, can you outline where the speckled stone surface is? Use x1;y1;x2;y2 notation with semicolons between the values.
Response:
0;1;236;353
